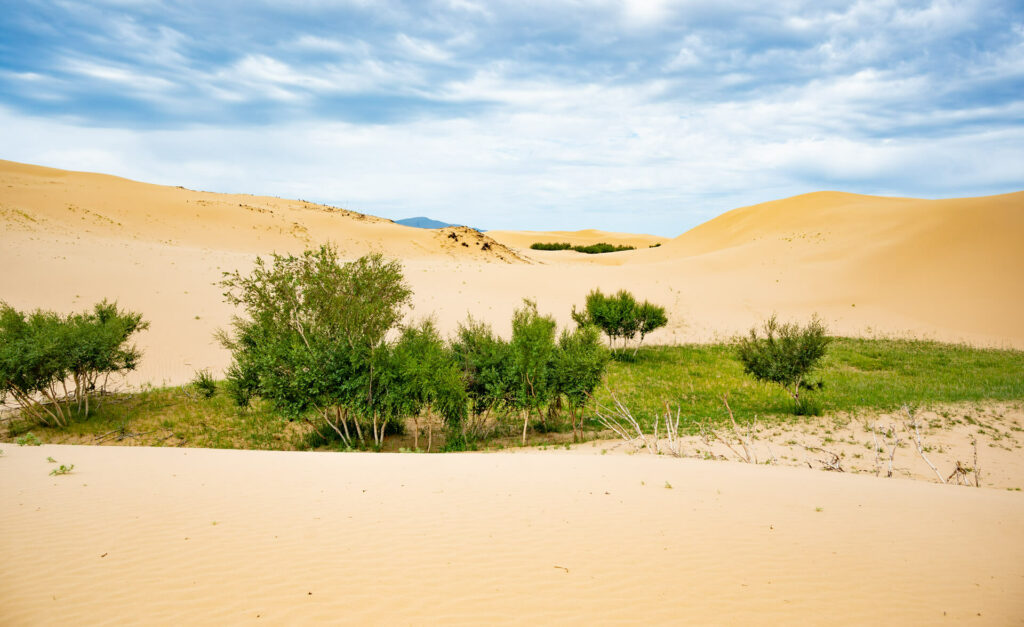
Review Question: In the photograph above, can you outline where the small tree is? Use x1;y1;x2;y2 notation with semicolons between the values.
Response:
218;245;412;448
388;319;467;450
572;289;668;356
451;316;514;438
552;324;610;441
0;300;147;426
736;314;832;413
509;299;557;444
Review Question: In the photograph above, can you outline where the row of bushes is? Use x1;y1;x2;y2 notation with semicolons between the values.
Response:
218;246;615;449
530;241;636;254
3;246;833;447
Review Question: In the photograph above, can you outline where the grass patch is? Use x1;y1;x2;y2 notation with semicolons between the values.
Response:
2;383;310;451
591;338;1024;432
2;338;1021;451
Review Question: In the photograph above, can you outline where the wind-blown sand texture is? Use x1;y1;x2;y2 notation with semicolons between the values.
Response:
2;444;1023;624
2;160;1022;387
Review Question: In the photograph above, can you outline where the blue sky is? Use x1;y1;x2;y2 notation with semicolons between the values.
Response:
1;0;1022;234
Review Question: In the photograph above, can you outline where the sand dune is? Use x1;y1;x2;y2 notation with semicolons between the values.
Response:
2;160;1022;388
0;159;519;262
2;444;1022;624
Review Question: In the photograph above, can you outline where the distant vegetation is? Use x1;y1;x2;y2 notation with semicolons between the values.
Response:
530;242;636;254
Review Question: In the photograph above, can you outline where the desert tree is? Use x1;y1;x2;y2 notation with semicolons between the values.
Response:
218;245;412;448
572;289;668;356
387;319;467;450
0;300;147;426
451;316;514;439
551;324;609;441
509;299;558;444
735;314;832;413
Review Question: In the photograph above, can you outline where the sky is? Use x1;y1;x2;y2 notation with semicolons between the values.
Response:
1;0;1022;235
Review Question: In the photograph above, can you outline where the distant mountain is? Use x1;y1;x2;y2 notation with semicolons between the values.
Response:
395;216;456;229
395;216;484;231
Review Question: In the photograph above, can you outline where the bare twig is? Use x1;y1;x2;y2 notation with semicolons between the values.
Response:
972;436;981;488
902;406;945;484
804;445;844;472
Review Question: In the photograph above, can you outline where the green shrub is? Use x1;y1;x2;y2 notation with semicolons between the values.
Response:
16;432;42;446
0;300;148;427
451;316;514;435
509;299;558;443
552;324;610;440
736;314;832;413
530;242;572;251
571;289;668;357
386;319;467;448
218;245;412;449
191;369;217;399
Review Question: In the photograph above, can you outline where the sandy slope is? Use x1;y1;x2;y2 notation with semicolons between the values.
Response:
2;444;1022;624
1;160;1023;389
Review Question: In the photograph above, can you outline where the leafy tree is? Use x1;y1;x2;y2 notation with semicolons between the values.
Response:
509;299;557;444
736;314;832;413
572;289;668;356
387;319;467;450
451;316;514;437
552;324;610;440
634;301;669;356
218;245;412;448
0;300;147;426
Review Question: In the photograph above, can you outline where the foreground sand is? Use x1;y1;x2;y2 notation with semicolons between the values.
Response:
2;444;1022;624
2;160;1022;387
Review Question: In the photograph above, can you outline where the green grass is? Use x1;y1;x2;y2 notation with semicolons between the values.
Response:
3;384;308;451
592;338;1024;431
3;338;1021;451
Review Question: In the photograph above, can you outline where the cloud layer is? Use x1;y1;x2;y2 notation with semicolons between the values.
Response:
2;0;1022;233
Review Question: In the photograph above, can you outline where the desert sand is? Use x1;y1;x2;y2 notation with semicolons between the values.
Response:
1;159;1022;388
3;443;1023;624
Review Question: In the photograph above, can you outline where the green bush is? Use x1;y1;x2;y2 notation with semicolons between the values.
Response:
0;300;148;426
452;316;514;427
509;300;558;444
218;245;412;449
385;319;467;449
552;324;610;440
530;242;572;251
571;289;668;357
736;314;832;413
191;369;217;399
